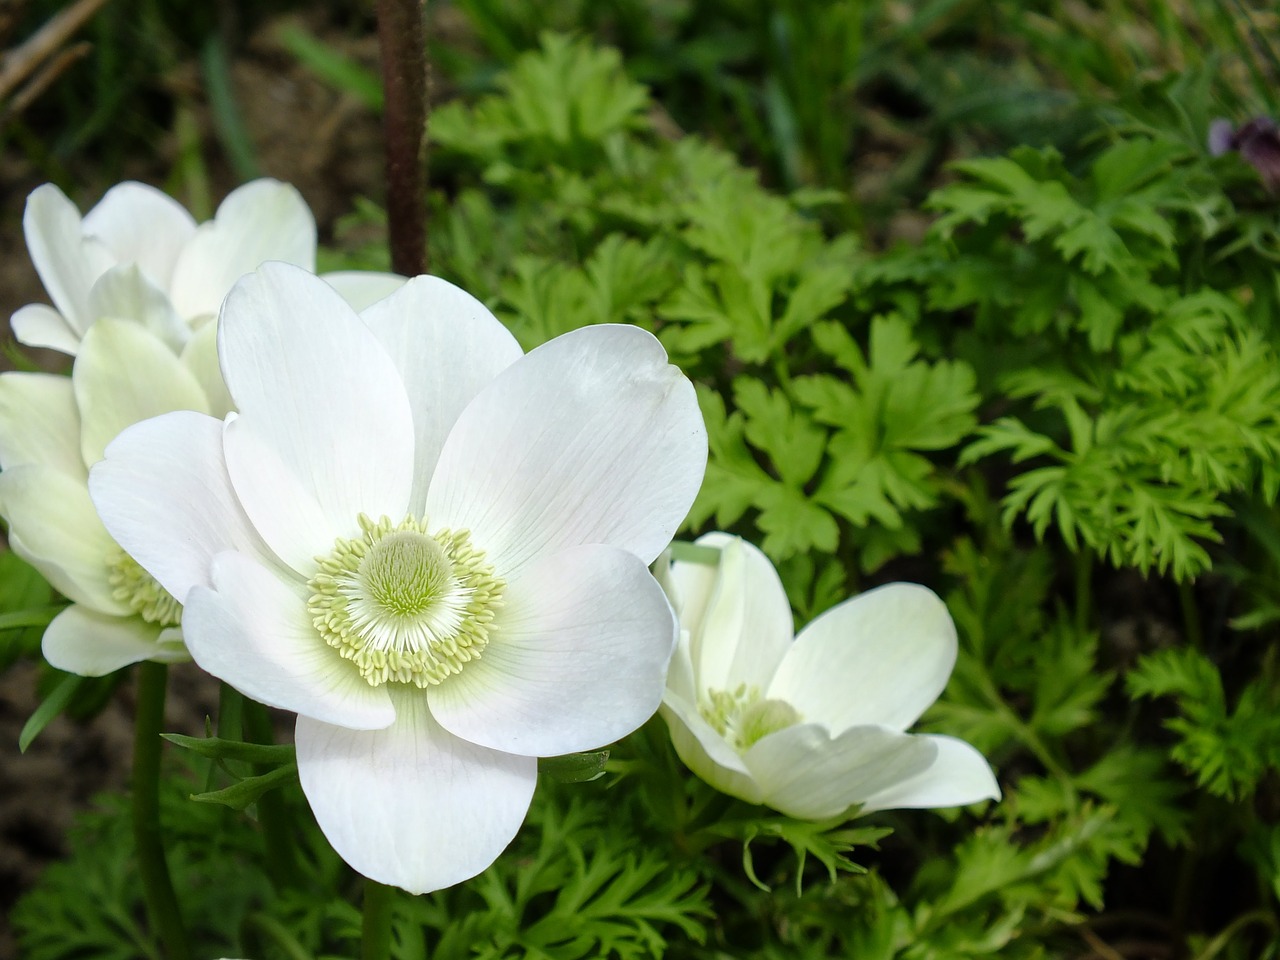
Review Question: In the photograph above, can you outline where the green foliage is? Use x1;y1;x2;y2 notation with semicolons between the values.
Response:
1127;647;1280;800
433;33;650;175
14;7;1280;960
11;758;275;960
421;32;1280;956
435;790;710;960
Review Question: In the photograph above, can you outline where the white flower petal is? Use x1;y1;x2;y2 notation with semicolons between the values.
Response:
11;303;80;354
81;181;196;290
323;270;407;312
179;320;234;418
767;582;957;734
222;416;339;574
0;372;85;478
217;263;414;536
427;325;707;579
169;179;316;320
73;319;209;466
677;533;792;695
0;465;127;614
664;626;698;703
428;544;676;757
86;264;189;352
90;411;270;603
42;604;185;677
362;275;523;513
184;551;394;729
23;184;114;335
297;688;536;894
659;696;763;805
858;734;1001;813
743;723;938;820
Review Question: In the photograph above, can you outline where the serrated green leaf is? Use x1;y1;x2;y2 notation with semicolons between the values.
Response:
161;733;297;765
734;378;826;487
190;762;299;810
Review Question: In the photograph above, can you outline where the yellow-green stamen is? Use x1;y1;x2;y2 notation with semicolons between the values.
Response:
107;548;182;627
308;514;505;688
700;684;802;751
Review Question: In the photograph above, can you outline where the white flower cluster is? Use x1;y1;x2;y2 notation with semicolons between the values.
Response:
0;179;998;895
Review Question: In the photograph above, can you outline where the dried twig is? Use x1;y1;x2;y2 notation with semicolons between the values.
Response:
0;0;111;108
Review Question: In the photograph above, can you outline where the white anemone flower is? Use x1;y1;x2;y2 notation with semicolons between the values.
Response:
0;320;217;674
657;533;1000;820
13;178;403;366
89;262;707;893
0;181;405;677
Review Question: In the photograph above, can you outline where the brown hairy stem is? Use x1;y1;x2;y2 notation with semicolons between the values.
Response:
375;0;429;277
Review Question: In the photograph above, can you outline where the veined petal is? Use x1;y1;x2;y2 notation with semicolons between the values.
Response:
180;320;234;418
90;411;271;603
217;263;414;536
858;734;1000;813
427;325;707;580
0;465;128;614
428;544;676;757
11;304;80;354
24;184;115;335
323;270;407;312
660;695;763;805
0;372;85;478
169;179;317;320
677;533;792;695
81;181;196;290
743;723;938;820
184;551;394;729
297;688;536;894
74;319;209;466
362;275;523;514
86;264;189;352
42;604;185;677
767;583;957;734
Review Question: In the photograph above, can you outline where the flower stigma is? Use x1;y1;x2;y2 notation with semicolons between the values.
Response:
700;684;802;752
107;547;182;626
308;514;505;688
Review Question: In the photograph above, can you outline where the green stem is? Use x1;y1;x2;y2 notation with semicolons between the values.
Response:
1192;909;1279;960
361;877;395;960
133;662;192;960
242;698;299;890
972;659;1074;793
375;0;429;275
1073;545;1092;635
1178;579;1203;649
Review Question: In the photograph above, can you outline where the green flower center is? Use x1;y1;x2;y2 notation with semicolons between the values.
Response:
307;514;505;688
700;684;802;751
106;548;182;627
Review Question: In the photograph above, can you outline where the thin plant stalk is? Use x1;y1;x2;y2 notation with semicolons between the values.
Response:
375;0;429;276
361;877;394;960
133;661;192;960
242;698;299;890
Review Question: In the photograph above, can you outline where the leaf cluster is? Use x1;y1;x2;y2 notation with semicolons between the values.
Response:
430;43;980;582
1127;647;1280;801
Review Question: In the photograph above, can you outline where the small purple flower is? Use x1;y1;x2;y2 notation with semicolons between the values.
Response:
1209;116;1280;191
